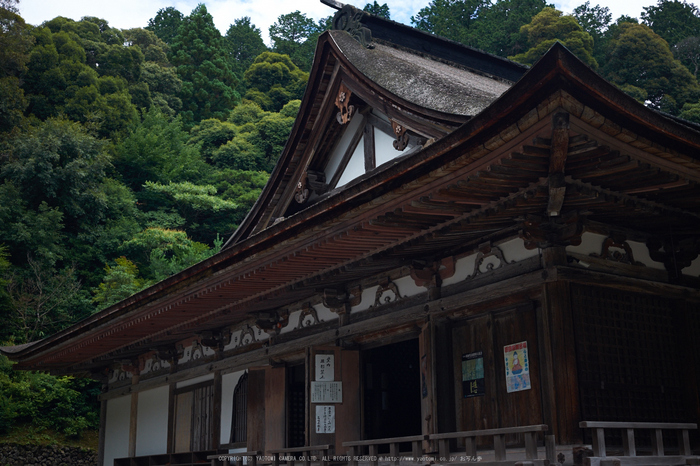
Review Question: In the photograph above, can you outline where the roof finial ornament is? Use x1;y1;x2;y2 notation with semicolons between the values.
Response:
332;4;374;48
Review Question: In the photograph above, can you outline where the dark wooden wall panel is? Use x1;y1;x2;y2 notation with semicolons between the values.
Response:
335;350;361;454
265;366;287;452
247;369;266;452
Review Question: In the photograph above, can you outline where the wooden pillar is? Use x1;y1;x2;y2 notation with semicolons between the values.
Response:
541;271;581;444
213;370;222;449
97;391;108;466
129;375;139;458
265;366;287;452
419;320;437;450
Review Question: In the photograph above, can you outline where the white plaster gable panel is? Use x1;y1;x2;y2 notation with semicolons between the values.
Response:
374;126;412;167
324;113;365;183
336;135;366;188
393;275;426;298
220;370;246;445
104;395;130;466
135;386;169;456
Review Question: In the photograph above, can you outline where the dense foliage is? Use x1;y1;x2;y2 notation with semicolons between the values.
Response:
4;0;700;445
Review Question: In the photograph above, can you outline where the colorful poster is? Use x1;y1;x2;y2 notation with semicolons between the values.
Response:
462;351;485;397
504;341;531;393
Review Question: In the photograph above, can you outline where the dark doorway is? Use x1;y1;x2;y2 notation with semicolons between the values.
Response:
363;339;421;440
288;363;306;447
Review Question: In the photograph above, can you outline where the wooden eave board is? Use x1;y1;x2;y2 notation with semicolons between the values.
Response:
9;44;700;374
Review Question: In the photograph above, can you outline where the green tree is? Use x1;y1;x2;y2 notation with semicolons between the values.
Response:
0;7;33;133
114;107;207;191
674;35;700;76
243;52;308;111
572;2;612;63
92;257;145;309
602;22;700;113
225;17;268;75
364;1;391;19
170;4;240;124
146;7;184;46
641;0;700;47
269;11;323;71
509;7;598;68
411;0;490;46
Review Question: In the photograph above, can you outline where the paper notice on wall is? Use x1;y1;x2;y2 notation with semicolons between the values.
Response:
504;341;531;393
311;381;343;403
315;354;334;381
462;351;485;398
315;405;335;433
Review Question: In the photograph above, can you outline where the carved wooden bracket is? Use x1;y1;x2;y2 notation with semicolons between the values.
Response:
391;120;410;151
296;302;321;329
647;237;700;280
307;170;328;194
238;324;257;347
255;310;290;335
323;288;349;314
470;242;513;277
519;211;585;249
374;278;402;306
335;83;355;125
200;328;233;352
591;234;644;266
294;173;309;204
410;257;455;286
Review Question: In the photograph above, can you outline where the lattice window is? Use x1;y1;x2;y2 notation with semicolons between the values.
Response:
572;285;685;427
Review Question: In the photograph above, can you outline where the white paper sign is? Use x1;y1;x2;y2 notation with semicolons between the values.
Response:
315;405;335;433
315;354;334;381
311;381;343;403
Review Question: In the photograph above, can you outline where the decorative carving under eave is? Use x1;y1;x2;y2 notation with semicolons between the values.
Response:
255;309;290;335
647;237;700;280
323;288;349;314
335;83;355;125
238;324;257;347
296;302;321;329
591;234;644;266
294;174;309;204
374;278;402;306
332;4;374;48
391;120;410;151
470;242;514;277
200;328;233;353
519;211;585;249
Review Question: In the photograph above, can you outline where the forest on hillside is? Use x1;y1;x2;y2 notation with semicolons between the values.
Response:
1;0;700;443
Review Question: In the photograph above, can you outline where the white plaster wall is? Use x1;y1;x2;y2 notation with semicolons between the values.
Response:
393;275;426;298
135;386;169;456
441;253;478;287
176;373;215;389
220;370;246;445
499;238;539;263
684;256;700;276
567;232;666;270
103;395;131;466
352;285;379;313
325;114;364;183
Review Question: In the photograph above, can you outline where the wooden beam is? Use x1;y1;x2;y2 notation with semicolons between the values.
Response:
548;112;569;217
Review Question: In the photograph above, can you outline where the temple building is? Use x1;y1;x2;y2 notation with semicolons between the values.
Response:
3;3;700;466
